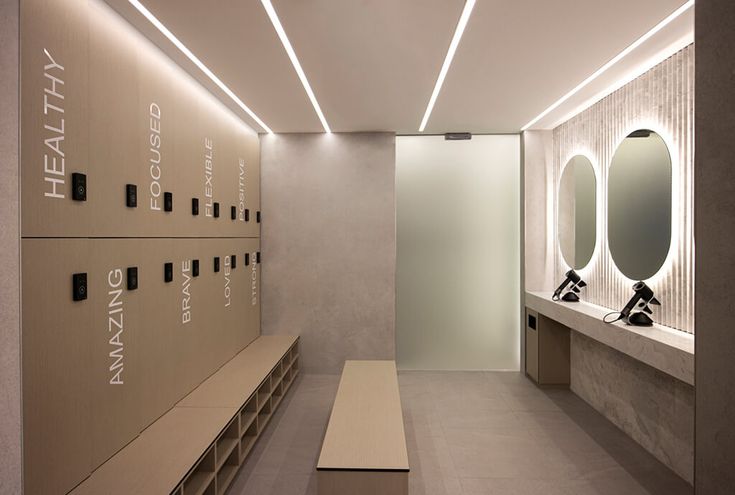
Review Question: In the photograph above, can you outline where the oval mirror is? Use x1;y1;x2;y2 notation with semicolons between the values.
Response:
558;155;597;269
608;129;672;280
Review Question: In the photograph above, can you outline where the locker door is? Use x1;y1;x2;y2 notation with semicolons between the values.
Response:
88;2;142;238
173;76;209;238
238;127;261;238
89;239;143;468
21;0;90;237
197;239;227;378
136;42;178;237
22;239;92;495
172;238;207;397
242;239;261;349
137;239;178;428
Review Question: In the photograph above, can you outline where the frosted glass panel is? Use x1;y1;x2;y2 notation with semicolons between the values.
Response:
396;135;520;370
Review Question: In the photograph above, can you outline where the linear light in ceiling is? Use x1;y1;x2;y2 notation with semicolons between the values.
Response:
419;0;477;132
128;0;273;134
261;0;331;133
521;0;695;131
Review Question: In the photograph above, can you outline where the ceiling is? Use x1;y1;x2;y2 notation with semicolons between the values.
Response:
106;0;693;134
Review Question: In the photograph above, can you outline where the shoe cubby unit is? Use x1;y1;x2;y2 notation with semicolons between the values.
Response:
71;336;299;495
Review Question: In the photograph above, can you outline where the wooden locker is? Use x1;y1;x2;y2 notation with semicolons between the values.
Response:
137;239;178;428
238;125;261;238
21;0;90;238
136;36;178;237
87;1;142;238
89;239;144;469
243;239;261;349
22;239;93;495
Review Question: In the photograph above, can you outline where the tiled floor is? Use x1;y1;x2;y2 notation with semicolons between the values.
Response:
229;372;692;495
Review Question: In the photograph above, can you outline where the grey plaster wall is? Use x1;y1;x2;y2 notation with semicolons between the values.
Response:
571;333;694;483
0;1;22;493
695;0;735;492
260;133;396;374
521;130;555;293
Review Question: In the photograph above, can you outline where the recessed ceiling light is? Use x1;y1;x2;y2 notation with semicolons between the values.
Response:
261;0;332;133
419;0;477;133
128;0;273;134
521;0;694;131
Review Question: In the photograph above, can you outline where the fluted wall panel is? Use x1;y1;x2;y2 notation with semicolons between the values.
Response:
553;45;694;333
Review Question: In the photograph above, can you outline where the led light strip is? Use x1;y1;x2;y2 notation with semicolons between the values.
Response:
521;0;694;131
419;0;476;132
128;0;273;134
261;0;331;133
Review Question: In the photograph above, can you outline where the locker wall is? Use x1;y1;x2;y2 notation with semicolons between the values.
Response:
20;0;261;239
19;0;263;493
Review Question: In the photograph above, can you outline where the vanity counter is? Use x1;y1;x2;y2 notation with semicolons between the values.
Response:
525;291;694;385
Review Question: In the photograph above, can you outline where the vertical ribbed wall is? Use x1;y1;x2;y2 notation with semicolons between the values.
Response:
553;45;694;333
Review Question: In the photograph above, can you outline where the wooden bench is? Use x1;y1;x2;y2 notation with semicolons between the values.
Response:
317;360;409;495
70;335;300;495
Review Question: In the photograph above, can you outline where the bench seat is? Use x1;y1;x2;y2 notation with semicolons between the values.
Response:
71;335;300;495
317;360;409;495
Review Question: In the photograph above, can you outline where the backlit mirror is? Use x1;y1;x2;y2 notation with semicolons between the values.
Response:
608;129;672;280
558;155;596;269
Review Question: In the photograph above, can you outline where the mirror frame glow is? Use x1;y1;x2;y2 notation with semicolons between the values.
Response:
557;152;600;273
607;126;677;283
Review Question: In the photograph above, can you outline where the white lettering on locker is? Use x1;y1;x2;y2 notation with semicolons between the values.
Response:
204;138;214;216
250;252;257;306
42;48;66;199
223;255;231;307
107;269;125;385
238;158;246;221
148;102;162;210
181;260;192;324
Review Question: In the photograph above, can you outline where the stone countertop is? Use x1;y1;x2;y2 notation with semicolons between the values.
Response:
525;291;694;385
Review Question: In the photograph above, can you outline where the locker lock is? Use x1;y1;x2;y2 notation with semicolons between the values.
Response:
72;173;87;201
213;202;220;218
164;262;173;283
192;259;200;277
256;211;261;223
127;267;138;290
245;253;250;266
192;198;199;216
244;209;250;222
256;251;261;264
72;273;88;301
164;192;173;212
126;184;137;208
214;256;220;273
231;255;237;269
231;205;237;220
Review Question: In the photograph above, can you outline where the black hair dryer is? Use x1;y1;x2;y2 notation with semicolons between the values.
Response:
552;269;587;302
604;281;661;326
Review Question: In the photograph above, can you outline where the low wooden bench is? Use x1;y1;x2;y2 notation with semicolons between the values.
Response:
317;360;409;495
71;335;300;495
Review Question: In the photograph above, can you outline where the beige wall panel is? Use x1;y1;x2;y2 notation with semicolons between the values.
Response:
20;0;90;237
87;1;141;238
137;239;178;427
89;239;143;468
22;239;92;495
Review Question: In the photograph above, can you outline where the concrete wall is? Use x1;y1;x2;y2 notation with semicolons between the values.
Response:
260;133;396;374
0;1;22;493
571;333;694;483
695;0;735;492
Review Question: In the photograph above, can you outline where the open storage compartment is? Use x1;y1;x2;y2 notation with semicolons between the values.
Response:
183;446;215;495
